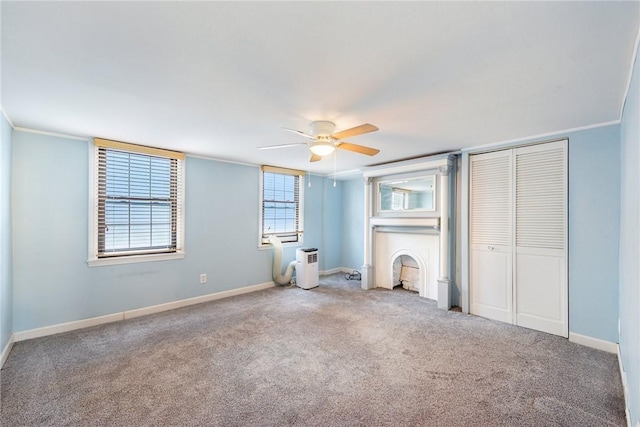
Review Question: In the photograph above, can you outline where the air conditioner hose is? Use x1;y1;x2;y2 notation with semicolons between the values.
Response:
268;235;296;285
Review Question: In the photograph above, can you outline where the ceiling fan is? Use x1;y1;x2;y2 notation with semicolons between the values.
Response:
259;121;380;162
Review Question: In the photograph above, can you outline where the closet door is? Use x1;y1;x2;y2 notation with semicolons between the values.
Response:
514;140;568;337
470;150;513;323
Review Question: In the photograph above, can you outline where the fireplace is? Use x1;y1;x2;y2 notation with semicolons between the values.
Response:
361;154;455;310
393;255;419;291
374;230;439;299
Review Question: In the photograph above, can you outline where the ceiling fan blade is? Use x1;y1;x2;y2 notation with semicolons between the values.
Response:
258;143;307;150
331;123;378;141
310;153;322;162
282;127;315;140
337;142;380;156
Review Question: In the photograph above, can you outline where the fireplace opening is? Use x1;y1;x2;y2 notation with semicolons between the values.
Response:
392;255;420;293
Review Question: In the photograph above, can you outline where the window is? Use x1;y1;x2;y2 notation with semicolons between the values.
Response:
260;166;304;245
88;138;184;265
391;190;408;210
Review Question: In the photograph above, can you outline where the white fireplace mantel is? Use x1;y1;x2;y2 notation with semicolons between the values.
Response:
369;217;440;228
360;153;455;310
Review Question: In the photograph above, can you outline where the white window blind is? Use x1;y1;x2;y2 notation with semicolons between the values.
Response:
391;190;408;210
261;165;304;244
94;138;184;258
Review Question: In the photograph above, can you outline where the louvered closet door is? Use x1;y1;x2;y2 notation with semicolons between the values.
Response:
514;140;568;337
470;150;513;323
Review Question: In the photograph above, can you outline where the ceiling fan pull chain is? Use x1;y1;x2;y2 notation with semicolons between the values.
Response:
333;150;337;188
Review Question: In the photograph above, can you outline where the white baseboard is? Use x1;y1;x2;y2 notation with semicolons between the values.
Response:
569;332;618;353
14;281;275;342
124;281;274;319
617;345;632;427
14;313;124;342
1;333;15;368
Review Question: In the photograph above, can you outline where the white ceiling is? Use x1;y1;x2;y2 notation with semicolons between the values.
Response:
2;1;639;175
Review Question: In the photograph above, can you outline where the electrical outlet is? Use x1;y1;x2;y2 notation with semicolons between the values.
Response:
200;273;207;284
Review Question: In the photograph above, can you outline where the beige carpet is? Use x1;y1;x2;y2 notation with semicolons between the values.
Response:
0;274;626;426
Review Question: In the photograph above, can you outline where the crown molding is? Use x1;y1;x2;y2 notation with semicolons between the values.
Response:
13;126;90;141
0;107;15;129
462;120;620;154
620;23;640;121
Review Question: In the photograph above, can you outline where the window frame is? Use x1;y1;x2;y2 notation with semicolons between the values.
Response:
88;138;185;266
258;165;305;249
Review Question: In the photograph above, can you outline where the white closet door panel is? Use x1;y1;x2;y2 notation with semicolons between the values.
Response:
515;141;567;250
514;140;568;337
470;150;513;323
470;246;512;323
515;248;567;337
470;150;512;247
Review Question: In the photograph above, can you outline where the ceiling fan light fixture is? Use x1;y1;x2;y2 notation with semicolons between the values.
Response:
309;140;336;156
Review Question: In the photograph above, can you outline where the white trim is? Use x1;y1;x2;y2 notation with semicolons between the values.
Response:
462;121;620;154
370;217;439;228
13;126;90;141
14;281;276;342
88;252;185;267
14;313;124;342
0;107;15;128
257;241;303;251
617;345;632;427
87;141;97;263
124;281;274;319
1;333;15;368
620;23;640;121
460;152;470;313
185;153;260;169
568;332;618;353
363;154;453;179
187;155;355;180
333;169;363;180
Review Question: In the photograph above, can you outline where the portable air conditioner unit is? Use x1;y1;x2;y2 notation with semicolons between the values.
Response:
296;248;319;290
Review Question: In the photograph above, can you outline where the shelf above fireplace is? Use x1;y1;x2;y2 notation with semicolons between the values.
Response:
370;217;440;228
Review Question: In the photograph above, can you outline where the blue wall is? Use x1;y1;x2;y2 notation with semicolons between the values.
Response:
1;114;13;351
619;40;639;426
341;178;364;270
322;179;343;271
283;174;343;273
567;126;621;343
11;131;340;332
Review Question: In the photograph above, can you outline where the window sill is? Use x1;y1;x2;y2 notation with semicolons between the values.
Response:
87;252;185;267
258;241;303;251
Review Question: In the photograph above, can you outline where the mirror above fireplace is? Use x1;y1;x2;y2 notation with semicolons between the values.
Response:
378;175;436;213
